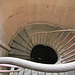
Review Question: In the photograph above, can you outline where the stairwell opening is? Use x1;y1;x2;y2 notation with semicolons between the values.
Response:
30;45;58;64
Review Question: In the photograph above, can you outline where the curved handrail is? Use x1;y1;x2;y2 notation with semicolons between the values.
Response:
24;21;70;29
0;70;19;73
29;29;75;37
0;64;21;73
0;57;75;72
0;64;20;68
26;29;75;62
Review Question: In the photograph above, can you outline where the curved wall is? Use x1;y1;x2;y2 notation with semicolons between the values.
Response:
0;0;75;55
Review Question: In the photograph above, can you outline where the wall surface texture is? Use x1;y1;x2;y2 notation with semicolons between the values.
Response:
0;0;75;44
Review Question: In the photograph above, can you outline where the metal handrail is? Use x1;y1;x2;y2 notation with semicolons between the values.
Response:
0;57;75;72
0;64;21;73
0;64;20;68
0;29;75;73
29;29;75;37
25;29;75;64
0;70;19;73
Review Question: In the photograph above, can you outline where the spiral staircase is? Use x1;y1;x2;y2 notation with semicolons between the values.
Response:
0;22;75;75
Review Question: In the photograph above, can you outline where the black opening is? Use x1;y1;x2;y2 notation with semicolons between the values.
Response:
30;45;58;64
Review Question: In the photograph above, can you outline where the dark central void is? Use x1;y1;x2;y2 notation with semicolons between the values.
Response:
30;45;58;64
